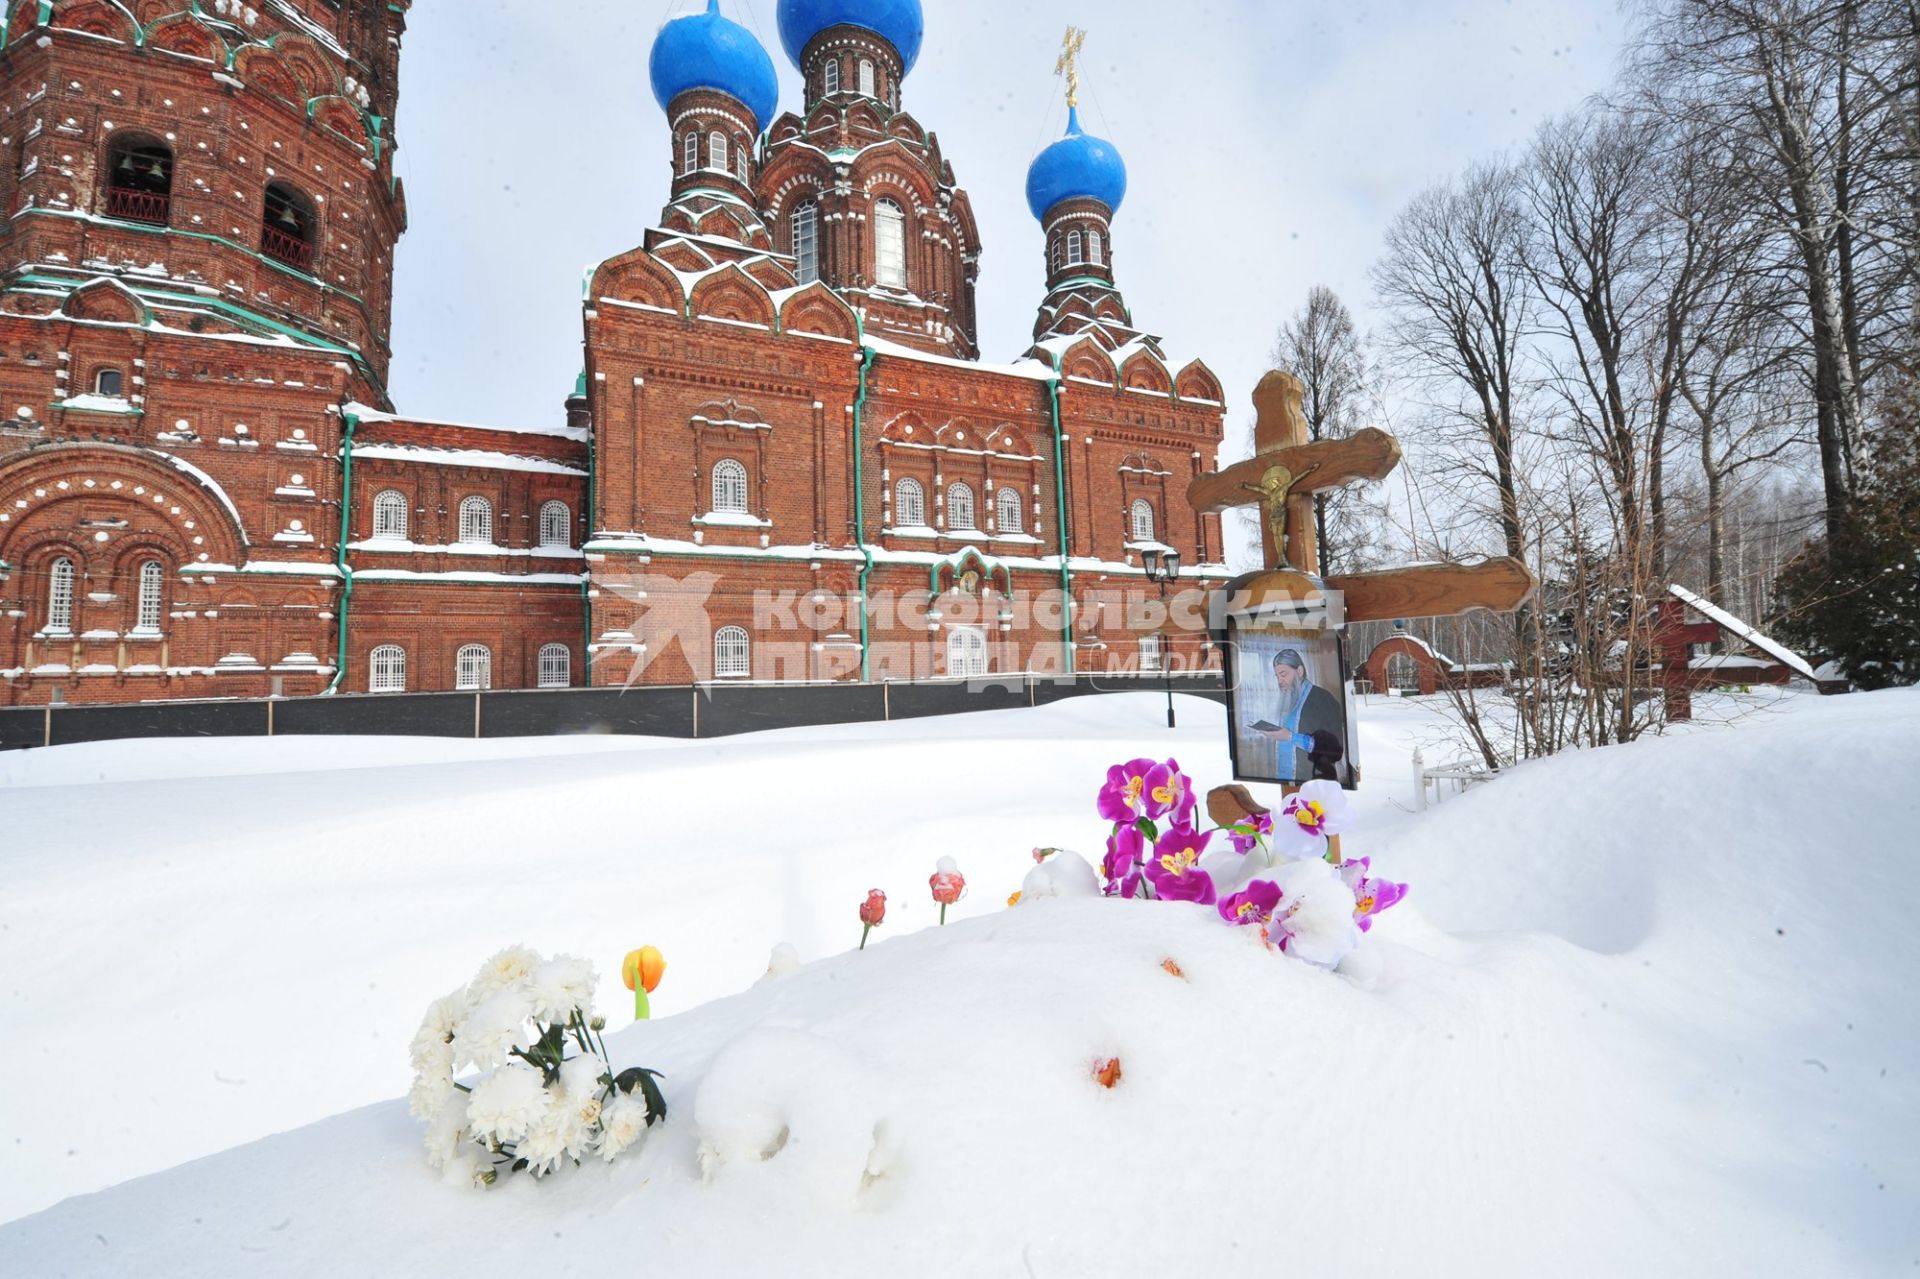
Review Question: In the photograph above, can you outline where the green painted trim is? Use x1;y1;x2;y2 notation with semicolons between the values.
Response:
324;409;359;694
48;401;142;417
580;416;595;687
853;336;877;683
1045;351;1076;675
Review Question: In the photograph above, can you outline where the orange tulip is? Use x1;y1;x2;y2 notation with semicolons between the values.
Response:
622;946;665;1020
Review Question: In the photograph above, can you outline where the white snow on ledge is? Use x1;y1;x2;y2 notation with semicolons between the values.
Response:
349;444;587;477
1669;583;1816;680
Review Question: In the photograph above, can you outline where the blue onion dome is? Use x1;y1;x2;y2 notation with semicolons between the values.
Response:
650;0;781;134
776;0;925;76
1026;107;1128;221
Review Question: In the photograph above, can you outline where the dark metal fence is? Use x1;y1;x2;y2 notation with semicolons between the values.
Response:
0;673;1227;752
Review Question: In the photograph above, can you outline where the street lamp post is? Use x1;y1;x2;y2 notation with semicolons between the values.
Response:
1141;546;1182;729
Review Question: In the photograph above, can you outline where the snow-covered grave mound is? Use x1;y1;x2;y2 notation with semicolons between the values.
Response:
3;689;1917;1276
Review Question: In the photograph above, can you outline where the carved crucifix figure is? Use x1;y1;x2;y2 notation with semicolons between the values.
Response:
1189;370;1537;623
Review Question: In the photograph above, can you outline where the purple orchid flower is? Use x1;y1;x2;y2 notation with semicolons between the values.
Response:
1217;879;1284;927
1097;758;1161;825
1226;810;1274;855
1141;760;1198;826
1102;825;1147;899
1339;858;1410;932
1144;826;1217;905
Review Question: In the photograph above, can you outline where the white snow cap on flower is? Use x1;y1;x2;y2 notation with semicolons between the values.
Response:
527;955;598;1023
465;1061;550;1146
936;855;960;875
468;945;541;1001
422;1094;469;1171
1272;780;1355;861
1271;857;1363;969
1019;850;1101;901
598;1093;651;1163
451;989;534;1073
764;942;802;979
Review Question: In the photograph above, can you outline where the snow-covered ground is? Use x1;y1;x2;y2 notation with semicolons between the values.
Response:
2;688;1916;1276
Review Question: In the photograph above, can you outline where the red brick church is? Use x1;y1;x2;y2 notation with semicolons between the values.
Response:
0;0;1229;706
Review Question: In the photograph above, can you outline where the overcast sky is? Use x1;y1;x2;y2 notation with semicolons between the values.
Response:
385;0;1627;452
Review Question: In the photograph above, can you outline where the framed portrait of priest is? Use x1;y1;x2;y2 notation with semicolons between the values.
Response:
1216;595;1361;791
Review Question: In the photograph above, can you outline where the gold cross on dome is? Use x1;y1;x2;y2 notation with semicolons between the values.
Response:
1056;26;1088;108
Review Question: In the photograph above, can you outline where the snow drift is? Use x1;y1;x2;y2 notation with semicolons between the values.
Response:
3;690;1916;1276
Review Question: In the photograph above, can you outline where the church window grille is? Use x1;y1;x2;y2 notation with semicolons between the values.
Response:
1067;230;1084;266
46;557;75;634
947;483;977;531
874;199;907;289
824;59;840;95
711;459;750;515
736;144;750;182
372;490;408;540
684;133;699;173
1089;230;1104;265
715;626;750;678
896;477;926;526
1130;499;1156;542
370;644;406;693
539;501;572;549
792;201;820;284
458;496;494;545
859;59;876;97
456;644;492;691
1140;634;1164;673
709;132;728;172
135;560;165;634
996;487;1023;534
538;644;572;689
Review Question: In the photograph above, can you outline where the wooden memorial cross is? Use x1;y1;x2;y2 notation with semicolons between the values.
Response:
1188;369;1538;838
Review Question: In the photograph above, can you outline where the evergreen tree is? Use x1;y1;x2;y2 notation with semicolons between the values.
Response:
1775;383;1920;689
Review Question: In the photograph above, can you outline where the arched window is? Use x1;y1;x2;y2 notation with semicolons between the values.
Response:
261;181;317;271
1067;230;1084;266
1089;229;1104;265
1130;499;1156;542
1050;238;1064;272
370;644;406;693
711;459;749;515
947;627;988;679
1387;652;1421;694
791;200;819;285
134;560;165;634
684;133;699;174
538;643;572;689
947;482;977;531
895;477;926;527
93;368;124;397
996;487;1023;534
456;644;492;691
1140;633;1163;674
859;59;876;97
46;557;75;634
714;625;750;678
104;136;172;226
458;496;494;545
372;490;409;540
824;59;841;95
538;500;571;548
709;131;728;172
736;145;749;183
874;198;907;290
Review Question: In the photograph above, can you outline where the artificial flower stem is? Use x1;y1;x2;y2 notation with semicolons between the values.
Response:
939;903;948;926
860;923;872;950
634;987;650;1021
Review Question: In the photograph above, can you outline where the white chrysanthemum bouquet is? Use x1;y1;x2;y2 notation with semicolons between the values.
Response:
410;945;667;1188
